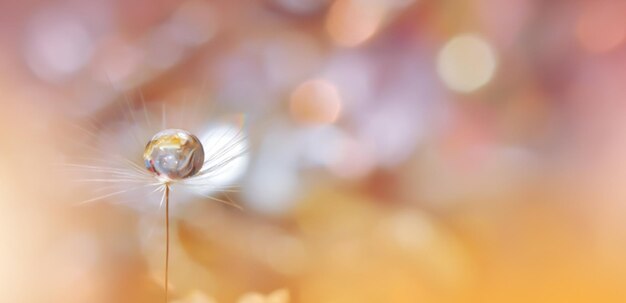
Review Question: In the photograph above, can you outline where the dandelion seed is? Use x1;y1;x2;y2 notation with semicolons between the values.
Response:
64;98;249;302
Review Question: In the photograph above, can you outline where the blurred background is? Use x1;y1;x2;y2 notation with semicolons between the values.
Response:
1;0;626;302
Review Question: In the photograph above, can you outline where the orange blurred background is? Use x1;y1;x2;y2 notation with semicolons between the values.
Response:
1;0;626;302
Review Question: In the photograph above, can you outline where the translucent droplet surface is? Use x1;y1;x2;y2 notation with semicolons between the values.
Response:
144;129;204;181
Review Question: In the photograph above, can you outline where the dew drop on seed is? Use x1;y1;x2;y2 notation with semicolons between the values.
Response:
143;129;204;181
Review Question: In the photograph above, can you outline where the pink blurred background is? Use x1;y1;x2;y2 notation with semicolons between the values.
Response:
1;0;626;302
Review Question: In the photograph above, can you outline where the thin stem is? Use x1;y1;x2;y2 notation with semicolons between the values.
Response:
164;183;170;303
